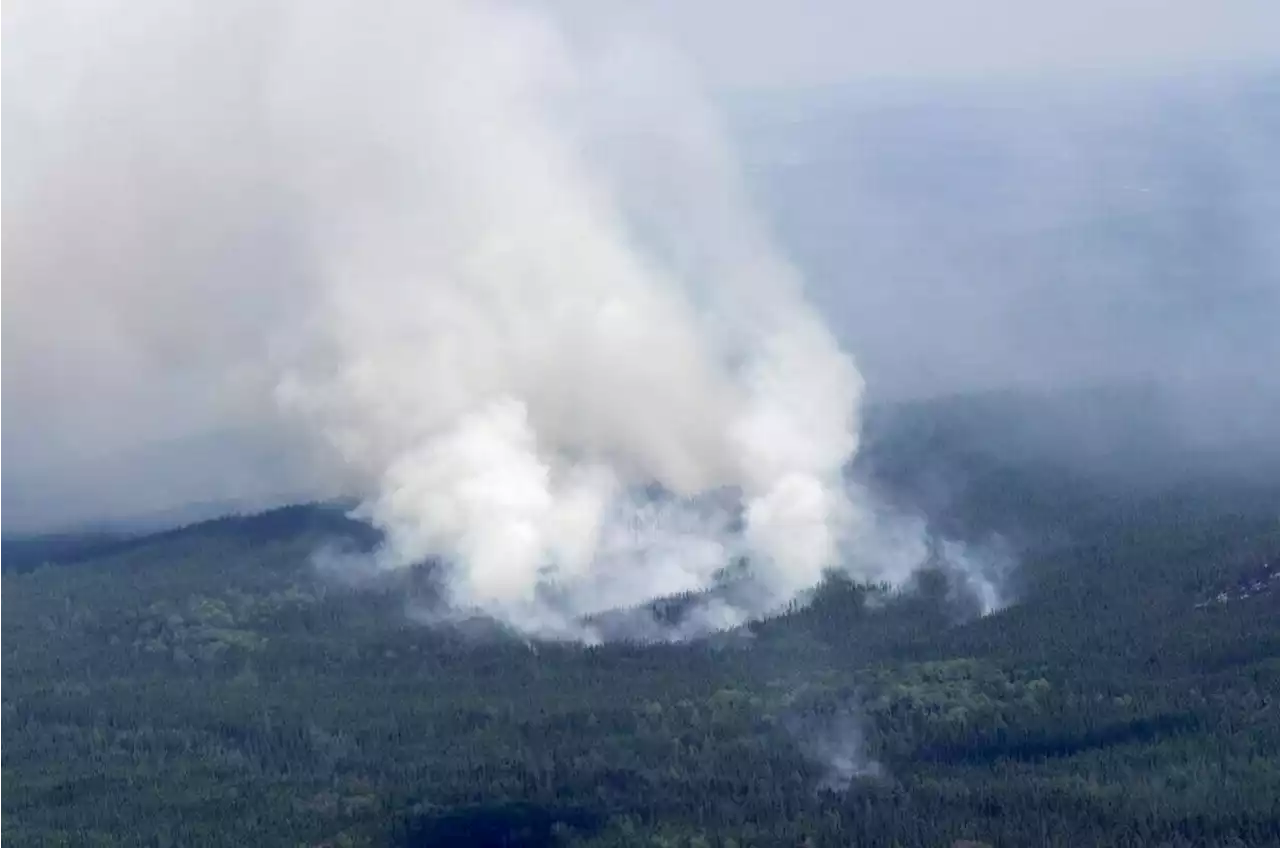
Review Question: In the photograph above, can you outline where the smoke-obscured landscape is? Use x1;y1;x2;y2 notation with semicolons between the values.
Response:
3;1;1279;846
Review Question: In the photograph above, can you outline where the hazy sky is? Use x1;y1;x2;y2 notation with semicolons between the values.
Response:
557;0;1280;89
3;0;1279;533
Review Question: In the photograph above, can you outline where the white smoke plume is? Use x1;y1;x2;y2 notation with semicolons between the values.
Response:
785;703;884;792
5;0;898;640
938;538;1014;618
815;714;884;792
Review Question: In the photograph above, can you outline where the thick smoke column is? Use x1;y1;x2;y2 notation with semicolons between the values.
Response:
5;0;875;640
267;1;863;638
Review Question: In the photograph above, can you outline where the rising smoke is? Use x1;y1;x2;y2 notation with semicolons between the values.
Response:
5;0;935;640
783;699;885;793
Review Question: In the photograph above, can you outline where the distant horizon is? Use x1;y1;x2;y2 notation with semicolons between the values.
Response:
6;376;1272;538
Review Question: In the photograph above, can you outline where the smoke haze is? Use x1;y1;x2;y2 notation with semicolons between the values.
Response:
4;2;1278;636
4;0;872;639
739;75;1280;513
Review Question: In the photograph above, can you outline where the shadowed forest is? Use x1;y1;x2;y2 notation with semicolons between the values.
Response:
4;390;1280;847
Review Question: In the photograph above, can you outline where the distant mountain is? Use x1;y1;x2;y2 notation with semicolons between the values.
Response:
0;501;375;575
8;383;1274;574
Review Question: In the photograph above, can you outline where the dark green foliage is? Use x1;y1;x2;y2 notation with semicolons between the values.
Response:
5;398;1280;847
401;803;604;848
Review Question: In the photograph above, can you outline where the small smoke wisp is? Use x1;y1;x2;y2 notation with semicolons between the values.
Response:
937;537;1015;618
788;706;884;792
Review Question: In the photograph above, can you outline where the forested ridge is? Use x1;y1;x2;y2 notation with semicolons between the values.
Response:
4;394;1280;847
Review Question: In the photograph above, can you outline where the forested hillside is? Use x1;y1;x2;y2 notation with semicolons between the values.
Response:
4;393;1280;847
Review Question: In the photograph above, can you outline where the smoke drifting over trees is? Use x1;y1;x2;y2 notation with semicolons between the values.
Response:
4;1;1277;636
5;0;882;638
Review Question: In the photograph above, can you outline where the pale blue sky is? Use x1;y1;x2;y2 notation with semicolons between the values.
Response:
551;0;1280;89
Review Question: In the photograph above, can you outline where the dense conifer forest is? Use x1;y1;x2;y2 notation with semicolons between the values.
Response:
4;392;1280;847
